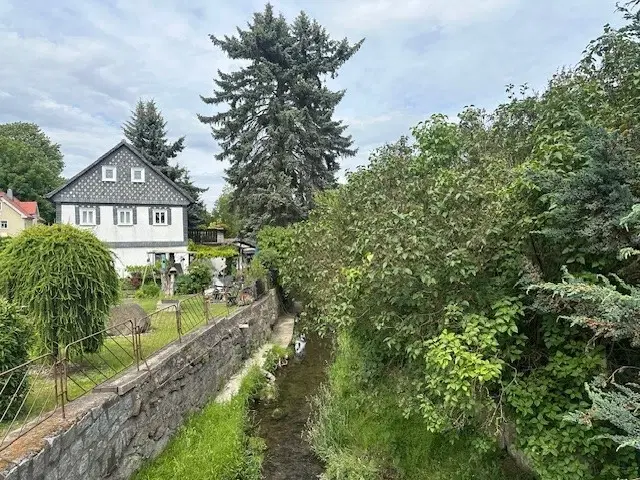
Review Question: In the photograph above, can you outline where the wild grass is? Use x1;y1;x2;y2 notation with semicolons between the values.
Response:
133;366;268;480
308;333;530;480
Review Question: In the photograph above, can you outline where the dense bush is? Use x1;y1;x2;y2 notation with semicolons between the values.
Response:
269;5;640;478
0;225;119;355
0;297;31;416
176;260;214;294
175;274;199;295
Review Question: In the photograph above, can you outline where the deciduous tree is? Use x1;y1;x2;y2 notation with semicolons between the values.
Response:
0;122;64;223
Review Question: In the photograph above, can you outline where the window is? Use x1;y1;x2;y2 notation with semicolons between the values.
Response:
79;208;96;226
131;167;145;183
102;166;117;182
117;208;133;226
153;209;167;225
0;221;7;229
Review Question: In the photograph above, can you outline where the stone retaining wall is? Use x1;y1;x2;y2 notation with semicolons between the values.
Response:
0;290;279;480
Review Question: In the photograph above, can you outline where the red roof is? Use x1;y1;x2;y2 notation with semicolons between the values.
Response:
0;191;39;218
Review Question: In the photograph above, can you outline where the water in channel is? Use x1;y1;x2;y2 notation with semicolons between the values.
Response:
253;334;330;480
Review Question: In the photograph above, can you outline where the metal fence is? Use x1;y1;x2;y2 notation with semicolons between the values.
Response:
0;288;263;452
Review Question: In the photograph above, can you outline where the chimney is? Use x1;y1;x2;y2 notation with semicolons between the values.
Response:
6;189;13;200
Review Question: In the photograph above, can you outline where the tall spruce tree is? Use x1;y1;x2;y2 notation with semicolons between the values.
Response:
123;99;208;227
198;4;363;234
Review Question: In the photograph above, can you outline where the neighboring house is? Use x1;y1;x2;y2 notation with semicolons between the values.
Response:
188;226;256;274
0;189;42;237
47;140;194;276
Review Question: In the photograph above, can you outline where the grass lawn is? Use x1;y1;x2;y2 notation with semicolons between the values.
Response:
1;296;235;437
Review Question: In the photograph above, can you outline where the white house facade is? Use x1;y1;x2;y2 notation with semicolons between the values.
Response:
47;140;194;276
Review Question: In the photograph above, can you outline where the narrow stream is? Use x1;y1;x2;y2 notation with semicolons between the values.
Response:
253;335;330;480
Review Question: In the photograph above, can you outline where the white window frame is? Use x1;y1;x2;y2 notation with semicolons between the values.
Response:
79;207;96;226
131;167;145;183
0;220;7;229
152;209;168;226
102;166;117;182
117;208;134;226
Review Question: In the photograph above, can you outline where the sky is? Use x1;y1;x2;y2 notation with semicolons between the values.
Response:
0;0;624;207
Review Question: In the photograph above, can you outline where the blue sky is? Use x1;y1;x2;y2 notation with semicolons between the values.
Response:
0;0;623;207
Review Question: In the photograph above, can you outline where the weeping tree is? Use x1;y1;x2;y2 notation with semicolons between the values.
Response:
0;225;119;355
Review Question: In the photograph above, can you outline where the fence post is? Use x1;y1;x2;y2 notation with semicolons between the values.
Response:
59;349;68;419
131;320;140;371
203;292;210;324
176;304;182;342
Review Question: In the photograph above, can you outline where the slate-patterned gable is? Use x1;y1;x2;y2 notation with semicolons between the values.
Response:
50;145;190;206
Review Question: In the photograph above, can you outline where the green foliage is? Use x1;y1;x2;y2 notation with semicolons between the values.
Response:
263;345;292;374
0;297;32;416
123;99;208;228
210;186;241;236
308;334;521;480
245;259;267;284
0;225;119;355
135;283;161;299
0;122;64;223
189;260;213;291
255;226;294;272
134;365;267;480
0;237;10;253
188;240;237;259
176;260;213;294
278;6;640;477
199;4;363;234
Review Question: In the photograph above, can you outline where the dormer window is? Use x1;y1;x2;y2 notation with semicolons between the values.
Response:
102;166;117;182
131;167;145;183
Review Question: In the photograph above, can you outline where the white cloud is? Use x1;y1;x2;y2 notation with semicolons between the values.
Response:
337;0;515;32
0;0;623;207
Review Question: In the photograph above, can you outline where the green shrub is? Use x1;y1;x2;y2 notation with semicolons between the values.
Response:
189;260;213;291
175;260;213;294
175;274;197;295
135;282;161;299
0;297;32;416
0;225;119;355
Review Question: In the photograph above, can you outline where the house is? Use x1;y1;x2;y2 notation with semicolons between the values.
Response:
47;140;194;276
0;189;42;237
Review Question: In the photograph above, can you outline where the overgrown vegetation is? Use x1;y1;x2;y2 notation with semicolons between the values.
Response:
265;4;640;478
0;225;119;355
133;366;268;480
0;298;31;416
308;334;523;480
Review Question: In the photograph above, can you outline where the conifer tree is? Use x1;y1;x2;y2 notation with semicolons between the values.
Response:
198;3;363;234
123;99;208;227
